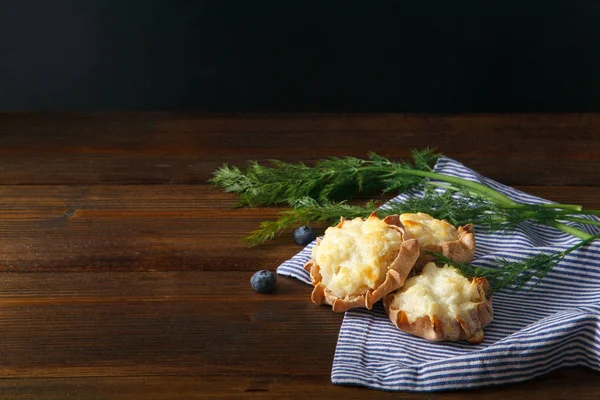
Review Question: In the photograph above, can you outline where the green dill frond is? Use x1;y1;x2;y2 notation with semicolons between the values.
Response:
210;159;325;207
366;152;425;194
243;188;499;247
411;147;440;171
382;187;498;226
428;251;560;293
212;152;438;207
315;156;367;202
380;168;425;194
491;253;560;292
212;150;600;242
429;232;600;293
243;212;303;248
209;164;254;193
243;199;379;247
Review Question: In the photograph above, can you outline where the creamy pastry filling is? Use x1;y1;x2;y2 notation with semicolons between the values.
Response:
312;217;403;298
400;212;458;247
391;262;483;332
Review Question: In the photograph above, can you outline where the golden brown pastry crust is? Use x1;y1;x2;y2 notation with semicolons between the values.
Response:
304;212;420;312
407;223;476;273
383;277;493;344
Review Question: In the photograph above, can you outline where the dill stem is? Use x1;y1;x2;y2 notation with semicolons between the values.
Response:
548;222;592;240
423;181;489;200
560;232;600;255
560;209;600;216
422;181;594;219
529;208;600;218
425;181;457;190
469;212;595;240
392;169;519;207
538;203;583;211
333;163;516;207
557;216;600;227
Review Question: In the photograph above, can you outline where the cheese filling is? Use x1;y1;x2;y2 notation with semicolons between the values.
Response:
312;217;403;298
400;212;458;247
391;262;482;331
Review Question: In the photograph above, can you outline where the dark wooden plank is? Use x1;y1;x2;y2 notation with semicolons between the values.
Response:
0;271;307;301
2;369;600;400
0;272;338;377
0;184;598;272
0;185;598;272
0;113;599;185
0;271;596;399
0;185;291;272
0;114;599;399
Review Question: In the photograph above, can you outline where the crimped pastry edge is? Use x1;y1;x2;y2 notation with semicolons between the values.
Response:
304;212;420;312
407;223;476;273
383;275;493;344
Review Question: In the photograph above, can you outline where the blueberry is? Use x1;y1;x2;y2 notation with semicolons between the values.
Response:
251;270;277;293
294;225;316;246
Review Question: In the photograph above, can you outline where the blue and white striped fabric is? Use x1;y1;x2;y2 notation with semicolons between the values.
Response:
277;156;600;391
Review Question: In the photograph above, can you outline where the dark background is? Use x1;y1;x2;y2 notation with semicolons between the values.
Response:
1;1;600;112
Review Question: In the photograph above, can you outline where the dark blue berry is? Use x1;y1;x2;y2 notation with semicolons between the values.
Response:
251;270;277;293
294;225;316;246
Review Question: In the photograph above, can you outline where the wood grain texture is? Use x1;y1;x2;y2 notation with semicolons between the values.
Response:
0;113;599;185
0;272;598;399
0;185;597;272
0;272;339;377
2;369;600;400
0;113;599;399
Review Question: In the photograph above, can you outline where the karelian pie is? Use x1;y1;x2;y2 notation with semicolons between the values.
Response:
304;212;420;312
383;262;493;344
400;213;476;272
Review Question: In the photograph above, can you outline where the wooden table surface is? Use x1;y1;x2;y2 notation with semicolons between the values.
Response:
0;113;599;399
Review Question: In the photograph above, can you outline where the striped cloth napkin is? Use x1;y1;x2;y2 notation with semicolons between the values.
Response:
277;156;600;391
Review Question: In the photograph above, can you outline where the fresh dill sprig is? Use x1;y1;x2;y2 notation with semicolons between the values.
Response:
243;198;378;247
210;148;440;207
211;161;324;207
384;187;498;226
428;233;600;293
212;149;600;241
243;187;592;247
243;187;492;247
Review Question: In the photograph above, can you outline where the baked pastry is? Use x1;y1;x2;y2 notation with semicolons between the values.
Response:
304;212;420;312
400;212;475;272
383;262;493;344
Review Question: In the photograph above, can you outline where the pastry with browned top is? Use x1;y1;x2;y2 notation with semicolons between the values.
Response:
383;262;493;344
400;213;475;272
304;212;420;312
